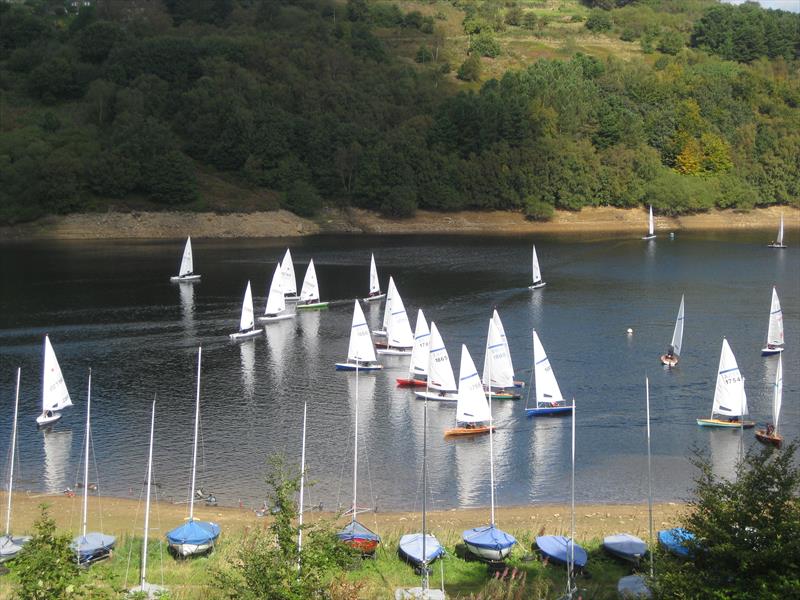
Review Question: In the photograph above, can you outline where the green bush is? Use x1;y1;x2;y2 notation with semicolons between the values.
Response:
470;32;501;58
284;180;323;217
415;45;433;63
585;9;613;33
380;185;417;217
523;197;554;221
457;54;482;81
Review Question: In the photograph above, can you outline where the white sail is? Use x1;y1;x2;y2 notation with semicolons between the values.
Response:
239;281;255;332
428;322;457;392
347;301;377;364
409;309;430;377
385;284;414;348
264;264;286;315
711;339;747;418
178;237;194;277
42;335;72;412
369;254;381;295
532;246;543;285
281;249;297;295
766;287;784;347
494;310;515;381
483;318;514;389
533;330;565;408
777;214;784;245
456;345;492;424
299;259;320;303
382;277;397;332
773;356;783;433
670;295;685;357
648;205;654;236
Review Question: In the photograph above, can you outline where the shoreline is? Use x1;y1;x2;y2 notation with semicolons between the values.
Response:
0;206;796;241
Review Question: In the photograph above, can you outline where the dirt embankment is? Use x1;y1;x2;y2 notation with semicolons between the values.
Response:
0;206;797;241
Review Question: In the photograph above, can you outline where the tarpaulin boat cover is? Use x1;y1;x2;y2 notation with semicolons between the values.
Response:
166;519;220;545
536;535;588;567
462;525;516;551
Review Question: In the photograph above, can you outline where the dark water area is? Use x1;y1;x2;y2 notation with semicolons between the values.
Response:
0;231;797;513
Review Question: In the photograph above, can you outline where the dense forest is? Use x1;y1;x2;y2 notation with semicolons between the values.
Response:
0;0;798;224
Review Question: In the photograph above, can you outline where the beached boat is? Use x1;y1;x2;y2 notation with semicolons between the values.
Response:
658;528;695;558
603;533;647;564
37;335;73;427
483;310;521;400
335;301;383;371
414;322;458;402
296;259;329;310
767;214;787;248
377;281;413;356
755;356;783;448
71;370;116;565
170;237;201;282
660;295;684;367
642;205;656;240
397;309;430;387
529;245;546;289
259;264;295;322
364;254;386;302
697;339;754;428
446;344;494;438
280;249;299;300
761;287;784;355
373;276;396;337
167;349;221;557
536;536;588;568
525;331;573;416
230;281;263;340
0;369;31;562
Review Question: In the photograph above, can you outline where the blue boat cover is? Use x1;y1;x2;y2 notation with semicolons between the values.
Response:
337;520;380;542
166;519;220;545
398;533;445;565
536;535;588;567
658;528;694;557
603;533;647;560
462;525;516;551
71;532;116;563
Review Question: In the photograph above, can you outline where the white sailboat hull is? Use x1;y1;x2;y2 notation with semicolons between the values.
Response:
229;329;263;341
376;347;412;356
761;346;784;356
36;412;62;427
464;541;513;562
372;329;387;337
414;390;457;402
258;313;295;322
642;234;656;240
363;293;385;302
170;274;201;282
168;540;215;558
283;294;300;301
528;281;546;289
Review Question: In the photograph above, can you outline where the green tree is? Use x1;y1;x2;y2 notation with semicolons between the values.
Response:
415;45;433;63
457;54;482;82
585;9;613;33
471;31;501;58
74;20;126;64
657;30;684;56
284;180;322;217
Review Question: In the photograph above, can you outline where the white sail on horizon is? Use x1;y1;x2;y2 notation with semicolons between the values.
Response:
428;322;457;392
711;339;747;418
299;259;320;304
178;237;194;277
670;295;685;357
648;205;654;236
264;264;286;316
456;345;492;424
280;249;297;296
409;309;430;377
483;318;514;389
765;287;784;347
347;301;377;364
239;281;255;332
43;335;73;413
533;330;565;408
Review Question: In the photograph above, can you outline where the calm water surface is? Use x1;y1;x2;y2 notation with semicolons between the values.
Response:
0;232;797;514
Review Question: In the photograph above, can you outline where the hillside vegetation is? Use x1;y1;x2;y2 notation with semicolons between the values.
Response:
0;0;798;225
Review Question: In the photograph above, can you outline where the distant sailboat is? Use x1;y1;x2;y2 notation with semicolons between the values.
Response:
259;264;295;323
767;214;787;248
37;335;73;427
755;356;783;448
642;205;656;240
377;282;413;356
445;345;494;437
170;237;201;282
373;276;396;337
397;309;429;387
483;310;521;400
525;331;573;416
230;281;263;340
414;322;458;402
697;339;754;428
364;254;385;302
280;249;299;300
761;287;784;355
335;301;382;371
529;245;546;289
296;259;329;310
660;295;684;367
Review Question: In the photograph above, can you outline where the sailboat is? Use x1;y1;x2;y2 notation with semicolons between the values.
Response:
280;249;299;300
335;301;382;371
767;214;787;248
377;282;413;356
37;335;73;427
397;309;430;387
258;264;295;322
170;237;201;282
525;331;573;416
229;281;263;340
414;322;458;402
0;369;31;562
755;356;783;448
697;338;754;428
445;345;494;437
296;259;329;310
642;205;656;240
167;348;221;557
373;276;396;338
363;253;385;302
71;369;116;565
482;311;521;400
529;245;546;289
761;287;784;355
129;399;166;598
660;295;685;367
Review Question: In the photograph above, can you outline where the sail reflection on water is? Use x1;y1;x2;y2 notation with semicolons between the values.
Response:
43;429;73;495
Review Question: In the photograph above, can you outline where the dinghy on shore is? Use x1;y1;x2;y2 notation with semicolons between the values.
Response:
535;536;588;568
603;533;647;563
658;528;695;558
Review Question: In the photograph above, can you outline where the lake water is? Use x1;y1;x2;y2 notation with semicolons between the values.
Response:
0;231;796;514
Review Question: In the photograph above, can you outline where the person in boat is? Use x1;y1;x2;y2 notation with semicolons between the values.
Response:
766;424;775;437
665;346;675;359
728;417;740;423
465;423;476;429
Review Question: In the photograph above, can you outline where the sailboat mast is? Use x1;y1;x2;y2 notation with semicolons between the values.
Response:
352;363;359;523
5;368;20;537
645;377;654;579
82;368;92;540
568;402;576;596
488;344;496;527
189;348;202;522
422;397;428;590
141;397;156;587
298;402;307;555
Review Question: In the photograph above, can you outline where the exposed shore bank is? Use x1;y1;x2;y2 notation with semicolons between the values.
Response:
1;206;797;241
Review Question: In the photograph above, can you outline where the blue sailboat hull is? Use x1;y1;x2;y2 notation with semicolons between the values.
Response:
536;535;588;568
658;528;695;558
398;533;445;566
526;405;573;417
463;525;516;561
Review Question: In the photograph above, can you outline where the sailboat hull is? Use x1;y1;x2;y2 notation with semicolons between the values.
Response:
166;520;220;558
529;281;547;289
463;526;517;562
371;329;387;337
229;328;263;341
761;346;784;356
296;302;329;310
363;293;386;302
396;377;427;388
170;274;201;282
258;313;295;322
525;405;573;417
444;425;494;437
696;418;754;428
36;412;62;427
0;535;31;562
767;243;787;249
335;362;383;371
414;390;457;402
755;429;783;448
338;520;380;555
485;389;521;400
660;354;679;367
168;540;216;557
642;234;656;240
377;347;412;356
398;533;445;566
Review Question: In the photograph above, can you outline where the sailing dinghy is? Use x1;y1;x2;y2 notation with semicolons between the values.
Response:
525;331;573;416
280;249;299;300
697;338;754;428
259;264;295;322
529;245;546;289
761;287;784;355
335;301;382;371
230;281;263;340
37;335;73;427
167;349;221;557
364;253;385;302
170;237;201;282
755;356;783;448
445;345;494;437
658;528;695;558
373;276;396;338
536;536;588;568
660;295;684;367
642;205;656;240
482;311;521;400
296;259;329;310
602;533;647;564
414;322;458;401
71;370;116;565
397;309;429;387
767;214;787;248
377;282;413;356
